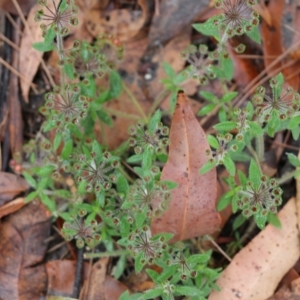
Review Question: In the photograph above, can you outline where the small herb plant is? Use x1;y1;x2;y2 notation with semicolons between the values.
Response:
22;0;300;298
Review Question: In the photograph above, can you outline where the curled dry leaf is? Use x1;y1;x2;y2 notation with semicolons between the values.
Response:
151;91;221;242
209;198;300;300
0;171;29;205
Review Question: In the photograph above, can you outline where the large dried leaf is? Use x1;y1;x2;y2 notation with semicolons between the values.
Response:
0;201;51;300
209;198;300;300
80;258;127;300
151;91;221;242
0;171;29;204
266;277;300;300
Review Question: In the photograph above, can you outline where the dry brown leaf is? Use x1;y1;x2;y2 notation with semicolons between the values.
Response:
151;91;221;242
80;257;127;300
0;201;51;299
0;197;26;218
209;198;300;300
84;0;148;41
266;277;300;300
0;171;29;204
19;3;44;103
0;0;36;15
46;260;90;297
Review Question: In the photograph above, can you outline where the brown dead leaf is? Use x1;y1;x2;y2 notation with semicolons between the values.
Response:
266;277;300;300
0;201;51;300
80;257;127;300
209;198;300;300
148;0;209;47
151;91;221;242
0;197;26;218
84;0;148;42
0;0;36;15
19;3;44;103
46;260;89;297
0;171;29;204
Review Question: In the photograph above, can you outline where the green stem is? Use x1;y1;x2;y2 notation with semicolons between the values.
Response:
103;108;141;121
84;249;129;259
56;32;66;86
148;89;169;118
255;134;264;163
247;145;262;174
122;83;148;122
277;170;298;185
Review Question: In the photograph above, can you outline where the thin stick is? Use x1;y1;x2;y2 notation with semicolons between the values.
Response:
0;32;20;51
206;235;232;262
0;57;38;92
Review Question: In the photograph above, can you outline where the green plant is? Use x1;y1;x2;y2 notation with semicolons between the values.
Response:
23;0;300;298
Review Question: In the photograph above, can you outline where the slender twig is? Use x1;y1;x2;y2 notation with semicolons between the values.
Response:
205;235;232;262
73;247;84;299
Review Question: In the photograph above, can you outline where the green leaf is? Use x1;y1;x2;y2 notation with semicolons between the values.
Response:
32;41;55;52
220;55;234;80
199;91;216;102
187;252;211;264
40;193;56;212
254;213;267;229
97;110;113;127
221;92;238;103
207;134;219;149
23;171;37;188
127;154;143;163
286;153;300;167
246;25;261;44
291;126;300;140
134;251;145;273
112;255;126;279
53;132;62;151
223;156;236;176
148;110;161;132
142;288;163;299
119;291;142;300
288;114;300;129
173;71;187;85
26;191;38;202
198;103;216;116
213;121;236;132
61;139;73;160
217;192;232;211
249;159;261;190
162;62;175;79
267;214;282;228
63;63;74;80
237;170;247;185
142;147;153;170
193;17;220;40
170;91;178;113
249;121;264;135
160;180;178;190
108;70;122;99
116;174;129;194
233;214;247;230
199;161;215;174
176;286;204;297
36;165;55;176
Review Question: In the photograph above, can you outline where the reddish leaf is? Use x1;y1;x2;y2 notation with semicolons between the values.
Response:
0;172;29;205
151;91;221;242
0;201;51;299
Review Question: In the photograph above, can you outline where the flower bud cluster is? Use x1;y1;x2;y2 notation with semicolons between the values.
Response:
180;44;216;85
35;0;78;37
128;121;169;154
127;177;171;218
252;80;300;123
205;133;236;165
61;210;101;248
127;226;166;266
74;150;119;193
69;41;108;78
41;84;89;131
214;0;259;42
236;175;282;218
